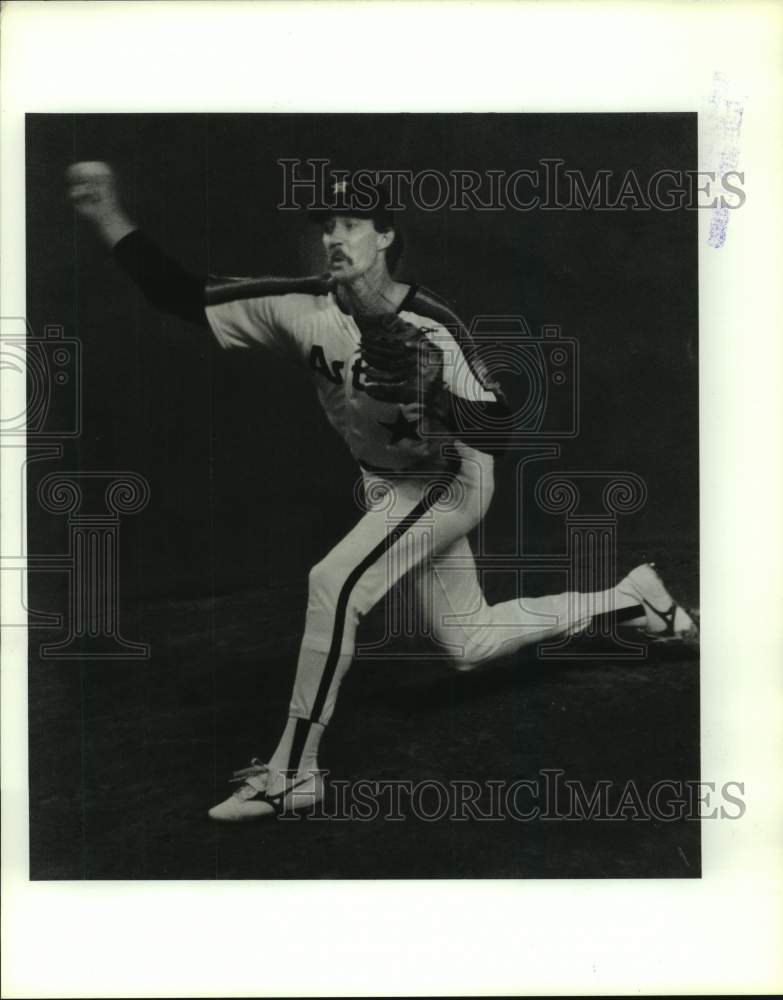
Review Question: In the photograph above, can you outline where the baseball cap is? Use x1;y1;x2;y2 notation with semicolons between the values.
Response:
307;174;398;228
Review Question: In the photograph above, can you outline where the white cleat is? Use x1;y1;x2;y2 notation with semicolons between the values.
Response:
618;562;699;645
208;759;325;822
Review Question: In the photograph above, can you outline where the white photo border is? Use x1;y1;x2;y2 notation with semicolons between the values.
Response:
2;1;782;997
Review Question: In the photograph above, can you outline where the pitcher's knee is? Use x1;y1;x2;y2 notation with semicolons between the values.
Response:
306;558;370;634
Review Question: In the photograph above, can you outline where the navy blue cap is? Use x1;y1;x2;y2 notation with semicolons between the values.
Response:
308;175;397;228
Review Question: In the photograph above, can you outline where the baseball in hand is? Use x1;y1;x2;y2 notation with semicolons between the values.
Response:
66;161;120;220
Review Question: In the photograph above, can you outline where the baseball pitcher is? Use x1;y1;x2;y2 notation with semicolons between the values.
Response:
67;163;698;821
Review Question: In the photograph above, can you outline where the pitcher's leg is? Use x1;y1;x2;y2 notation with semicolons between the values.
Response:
287;481;461;729
209;499;424;821
417;540;647;671
210;477;480;819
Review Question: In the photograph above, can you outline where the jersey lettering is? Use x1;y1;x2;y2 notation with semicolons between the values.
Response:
351;356;369;391
309;345;344;385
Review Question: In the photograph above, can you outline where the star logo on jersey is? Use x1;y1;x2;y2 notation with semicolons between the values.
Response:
377;410;421;444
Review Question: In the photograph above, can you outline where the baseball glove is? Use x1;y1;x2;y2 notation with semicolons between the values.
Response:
355;312;446;408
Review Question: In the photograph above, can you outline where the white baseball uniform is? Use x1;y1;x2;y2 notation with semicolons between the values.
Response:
204;277;624;727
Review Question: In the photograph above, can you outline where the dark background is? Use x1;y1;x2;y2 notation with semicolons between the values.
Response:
26;114;699;878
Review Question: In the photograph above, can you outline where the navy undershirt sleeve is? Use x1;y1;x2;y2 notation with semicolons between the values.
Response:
112;230;208;326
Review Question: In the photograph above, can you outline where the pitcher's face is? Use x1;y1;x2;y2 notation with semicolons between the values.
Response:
321;215;392;282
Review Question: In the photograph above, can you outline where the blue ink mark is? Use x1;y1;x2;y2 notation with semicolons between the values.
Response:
708;72;744;249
